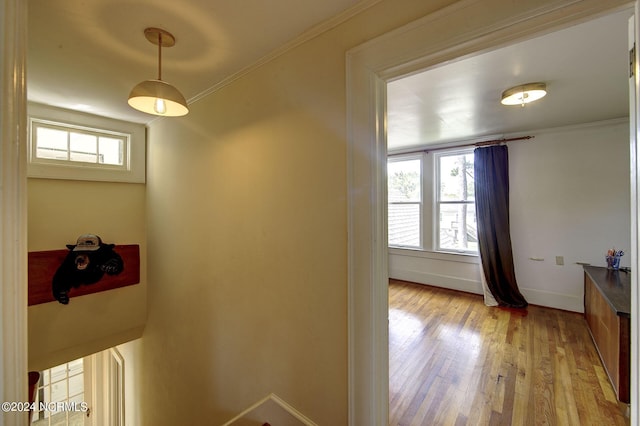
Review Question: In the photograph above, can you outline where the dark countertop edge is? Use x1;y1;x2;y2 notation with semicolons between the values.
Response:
584;266;631;318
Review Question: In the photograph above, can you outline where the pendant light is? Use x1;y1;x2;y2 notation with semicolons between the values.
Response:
128;28;189;117
500;82;547;107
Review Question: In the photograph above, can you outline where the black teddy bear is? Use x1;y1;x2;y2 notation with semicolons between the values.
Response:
52;234;124;304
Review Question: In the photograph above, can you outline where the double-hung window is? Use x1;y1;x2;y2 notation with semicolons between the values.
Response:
387;148;478;255
31;357;88;425
31;348;125;425
435;150;477;253
387;156;422;248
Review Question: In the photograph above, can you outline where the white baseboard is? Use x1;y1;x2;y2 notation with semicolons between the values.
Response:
390;269;583;313
520;287;583;313
389;268;483;295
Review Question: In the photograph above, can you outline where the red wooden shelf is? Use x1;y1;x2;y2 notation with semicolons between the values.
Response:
28;245;140;306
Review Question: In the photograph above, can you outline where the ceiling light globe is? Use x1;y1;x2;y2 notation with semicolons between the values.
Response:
128;79;189;117
501;82;547;106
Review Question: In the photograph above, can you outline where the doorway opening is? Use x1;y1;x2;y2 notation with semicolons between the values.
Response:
385;8;633;424
346;1;637;424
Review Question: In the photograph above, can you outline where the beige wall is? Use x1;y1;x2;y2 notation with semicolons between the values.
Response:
141;1;465;423
28;178;146;370
143;56;351;424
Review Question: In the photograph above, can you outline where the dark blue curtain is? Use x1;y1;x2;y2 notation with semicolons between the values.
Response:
474;145;527;309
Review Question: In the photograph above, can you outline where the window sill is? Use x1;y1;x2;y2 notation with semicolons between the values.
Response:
389;247;480;264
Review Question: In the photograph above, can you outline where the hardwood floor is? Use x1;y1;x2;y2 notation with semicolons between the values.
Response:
389;279;630;426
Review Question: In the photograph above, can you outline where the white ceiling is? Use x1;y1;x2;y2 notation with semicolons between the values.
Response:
387;8;633;151
27;2;632;141
27;0;371;124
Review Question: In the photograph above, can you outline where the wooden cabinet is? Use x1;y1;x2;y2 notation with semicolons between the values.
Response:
583;266;630;403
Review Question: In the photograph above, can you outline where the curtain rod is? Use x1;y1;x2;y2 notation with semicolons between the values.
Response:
388;135;534;156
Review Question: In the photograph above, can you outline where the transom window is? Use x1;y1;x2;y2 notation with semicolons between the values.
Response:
30;119;128;170
27;103;146;183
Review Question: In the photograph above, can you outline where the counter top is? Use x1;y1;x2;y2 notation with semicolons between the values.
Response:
583;266;631;317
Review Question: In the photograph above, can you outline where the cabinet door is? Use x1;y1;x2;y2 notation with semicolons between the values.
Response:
584;275;620;396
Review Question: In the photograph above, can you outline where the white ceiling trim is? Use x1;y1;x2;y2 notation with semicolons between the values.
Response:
188;0;384;106
387;117;630;155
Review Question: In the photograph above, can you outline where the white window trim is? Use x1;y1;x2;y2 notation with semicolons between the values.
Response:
27;103;146;183
90;348;125;426
29;118;130;171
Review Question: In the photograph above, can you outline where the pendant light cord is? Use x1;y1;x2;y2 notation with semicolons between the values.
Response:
157;32;162;81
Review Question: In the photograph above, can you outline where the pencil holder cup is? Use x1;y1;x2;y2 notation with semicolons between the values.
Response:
606;255;621;270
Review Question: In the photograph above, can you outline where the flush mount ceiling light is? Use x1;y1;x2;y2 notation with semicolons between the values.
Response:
128;27;189;117
500;82;547;107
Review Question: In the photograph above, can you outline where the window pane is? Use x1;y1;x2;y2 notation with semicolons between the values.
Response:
50;379;67;403
70;132;98;163
99;136;124;165
439;203;477;251
388;159;421;202
67;358;83;377
439;153;474;202
68;373;83;398
36;127;68;160
68;411;85;425
50;364;67;384
389;203;421;247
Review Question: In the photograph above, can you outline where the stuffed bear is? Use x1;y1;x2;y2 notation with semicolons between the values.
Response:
52;234;124;304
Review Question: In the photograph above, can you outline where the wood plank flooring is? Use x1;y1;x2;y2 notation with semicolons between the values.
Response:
389;279;630;426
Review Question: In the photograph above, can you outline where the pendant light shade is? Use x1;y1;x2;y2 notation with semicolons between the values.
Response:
128;28;189;117
128;79;188;116
501;82;547;106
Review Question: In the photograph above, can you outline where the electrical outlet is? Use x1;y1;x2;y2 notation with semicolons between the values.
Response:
556;256;564;266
